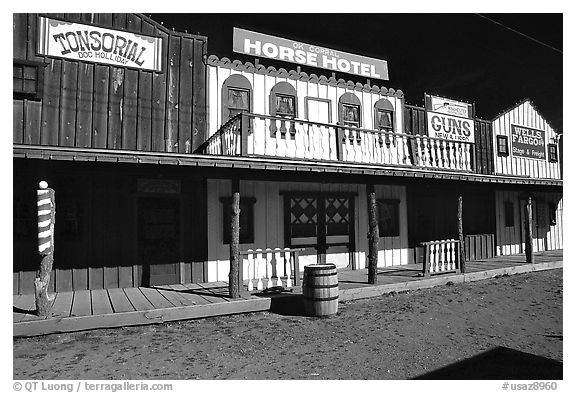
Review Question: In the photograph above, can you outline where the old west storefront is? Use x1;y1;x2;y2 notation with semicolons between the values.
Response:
13;13;210;293
14;14;563;295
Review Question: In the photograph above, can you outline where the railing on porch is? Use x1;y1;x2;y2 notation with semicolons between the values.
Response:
421;239;462;276
196;113;474;172
239;248;303;291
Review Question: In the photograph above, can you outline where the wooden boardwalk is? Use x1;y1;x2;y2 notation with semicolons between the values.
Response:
14;250;562;337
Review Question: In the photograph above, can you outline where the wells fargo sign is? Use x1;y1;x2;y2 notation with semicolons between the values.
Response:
511;124;546;160
425;94;475;143
233;28;389;80
37;16;163;72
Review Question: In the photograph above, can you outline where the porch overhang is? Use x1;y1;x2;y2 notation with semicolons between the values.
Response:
14;144;563;187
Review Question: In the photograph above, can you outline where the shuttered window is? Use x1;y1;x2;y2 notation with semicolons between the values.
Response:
497;135;509;156
13;61;44;100
377;199;400;237
221;197;255;244
548;144;558;163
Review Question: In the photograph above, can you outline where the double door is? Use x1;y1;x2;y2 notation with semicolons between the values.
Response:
284;193;355;269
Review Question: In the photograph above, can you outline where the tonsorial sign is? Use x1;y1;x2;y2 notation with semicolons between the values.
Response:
510;125;546;160
233;28;388;80
425;94;475;143
37;16;163;72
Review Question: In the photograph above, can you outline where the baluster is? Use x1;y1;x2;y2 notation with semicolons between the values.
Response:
247;251;254;291
439;242;445;271
445;141;452;169
255;248;264;290
420;137;428;166
431;242;438;273
439;140;446;168
464;143;472;171
274;248;283;286
284;248;292;288
328;126;338;160
386;134;399;165
320;124;329;160
354;130;364;163
303;124;312;159
430;139;438;167
294;123;304;158
266;248;274;288
448;239;456;270
457;142;464;169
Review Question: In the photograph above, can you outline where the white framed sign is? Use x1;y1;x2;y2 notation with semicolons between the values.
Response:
37;16;163;72
233;28;389;80
425;94;475;143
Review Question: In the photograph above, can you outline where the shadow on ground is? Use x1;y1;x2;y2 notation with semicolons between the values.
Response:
413;346;562;380
254;290;306;316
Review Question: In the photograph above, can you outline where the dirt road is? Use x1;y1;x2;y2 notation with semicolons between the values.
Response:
13;269;562;379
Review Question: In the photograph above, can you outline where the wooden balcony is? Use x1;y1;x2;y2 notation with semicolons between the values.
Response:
196;113;476;173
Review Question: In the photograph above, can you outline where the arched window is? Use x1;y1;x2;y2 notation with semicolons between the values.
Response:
269;81;297;118
338;92;361;128
374;98;395;133
221;74;253;122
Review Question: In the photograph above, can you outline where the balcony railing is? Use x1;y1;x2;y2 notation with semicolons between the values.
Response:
196;113;474;172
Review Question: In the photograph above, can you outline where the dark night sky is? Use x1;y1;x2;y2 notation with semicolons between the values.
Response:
151;13;563;131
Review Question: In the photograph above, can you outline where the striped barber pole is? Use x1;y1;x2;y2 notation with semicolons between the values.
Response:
37;181;55;255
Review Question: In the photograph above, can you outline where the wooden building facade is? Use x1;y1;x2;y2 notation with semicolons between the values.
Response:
13;13;562;294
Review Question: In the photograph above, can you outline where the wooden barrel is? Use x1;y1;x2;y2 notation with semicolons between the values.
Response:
302;264;338;317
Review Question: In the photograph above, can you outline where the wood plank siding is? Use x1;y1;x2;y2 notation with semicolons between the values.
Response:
13;160;208;294
13;13;207;154
492;100;561;179
494;190;563;256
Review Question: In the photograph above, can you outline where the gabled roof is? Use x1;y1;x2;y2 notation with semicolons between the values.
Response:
491;98;560;133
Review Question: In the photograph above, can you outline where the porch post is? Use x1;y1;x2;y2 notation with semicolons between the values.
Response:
366;183;379;284
229;178;241;298
458;195;466;273
35;181;55;317
525;196;534;264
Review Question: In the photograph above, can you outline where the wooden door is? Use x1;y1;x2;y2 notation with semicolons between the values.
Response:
285;193;354;269
137;197;181;286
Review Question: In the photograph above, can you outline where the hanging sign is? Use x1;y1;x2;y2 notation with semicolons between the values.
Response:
425;94;475;143
510;124;546;160
37;16;163;72
233;28;389;80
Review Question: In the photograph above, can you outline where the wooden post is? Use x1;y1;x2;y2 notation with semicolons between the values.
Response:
366;183;379;284
229;178;241;298
35;181;55;317
458;195;466;273
525;196;534;264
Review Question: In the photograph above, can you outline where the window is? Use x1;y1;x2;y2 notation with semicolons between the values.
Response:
227;88;250;118
221;197;255;244
342;104;360;127
275;94;296;117
377;199;400;237
504;201;514;227
548;144;558;163
269;82;298;137
375;110;393;132
13;61;44;100
221;74;253;122
338;92;362;128
497;135;509;156
374;98;395;132
548;202;557;226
